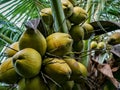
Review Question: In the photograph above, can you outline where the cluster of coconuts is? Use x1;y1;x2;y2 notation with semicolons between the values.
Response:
0;0;97;90
1;31;87;90
40;0;95;51
90;41;106;50
90;32;120;50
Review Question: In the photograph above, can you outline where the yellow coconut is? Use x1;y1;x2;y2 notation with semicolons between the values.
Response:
40;8;53;26
43;58;72;83
69;25;84;41
4;42;19;57
63;57;87;80
19;28;47;56
82;23;94;40
108;32;120;45
69;6;87;25
90;41;98;49
61;0;73;18
46;32;73;56
12;48;42;78
97;42;106;50
0;57;20;84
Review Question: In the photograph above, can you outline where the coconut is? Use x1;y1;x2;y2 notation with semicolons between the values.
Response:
108;32;120;45
90;41;97;49
4;42;19;57
69;6;87;25
19;27;47;56
63;57;87;80
46;32;73;56
72;40;84;52
40;8;53;26
69;25;84;41
0;57;20;84
43;58;72;83
61;0;74;18
97;42;106;50
82;23;94;40
12;48;42;78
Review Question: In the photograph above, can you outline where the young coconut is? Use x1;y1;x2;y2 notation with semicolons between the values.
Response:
19;20;47;56
69;6;87;25
63;57;87;81
82;23;94;40
97;42;106;50
42;58;72;83
73;61;88;84
40;8;53;26
0;57;20;84
12;48;42;78
69;25;84;42
61;0;74;18
108;32;120;45
90;41;98;49
46;32;73;56
4;42;19;57
17;76;48;90
72;40;84;52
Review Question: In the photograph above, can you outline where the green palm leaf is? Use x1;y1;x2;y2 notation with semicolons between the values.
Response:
0;0;49;28
0;0;50;64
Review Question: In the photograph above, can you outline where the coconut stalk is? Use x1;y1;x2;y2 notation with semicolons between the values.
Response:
81;0;94;67
50;0;68;33
81;40;91;67
0;33;14;44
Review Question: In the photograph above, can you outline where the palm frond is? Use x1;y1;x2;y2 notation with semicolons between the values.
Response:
0;0;49;28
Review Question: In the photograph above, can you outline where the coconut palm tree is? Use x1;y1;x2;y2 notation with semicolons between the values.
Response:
0;0;120;89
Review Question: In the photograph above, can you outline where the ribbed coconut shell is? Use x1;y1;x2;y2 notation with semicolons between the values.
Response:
43;58;72;83
12;48;42;78
69;6;87;25
0;57;20;84
63;57;87;80
4;42;19;57
69;25;84;41
40;8;53;26
82;23;94;40
46;32;73;56
19;28;47;56
61;0;73;18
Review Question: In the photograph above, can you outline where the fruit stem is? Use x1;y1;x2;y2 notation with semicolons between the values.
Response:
50;0;68;33
81;39;91;67
0;33;14;44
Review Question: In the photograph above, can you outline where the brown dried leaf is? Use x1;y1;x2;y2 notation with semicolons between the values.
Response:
98;64;113;77
97;64;119;88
